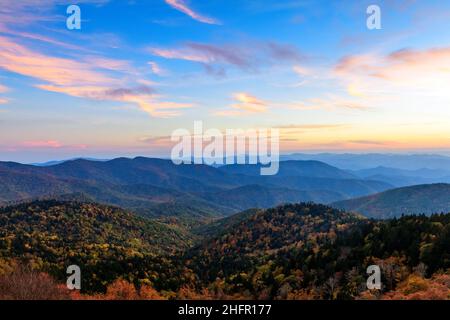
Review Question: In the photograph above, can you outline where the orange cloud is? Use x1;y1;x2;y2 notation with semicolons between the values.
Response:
233;92;265;106
37;85;193;118
165;0;220;25
0;36;113;87
215;92;268;116
231;92;267;113
0;35;191;117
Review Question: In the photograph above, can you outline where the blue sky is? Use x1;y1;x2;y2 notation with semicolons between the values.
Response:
1;0;450;162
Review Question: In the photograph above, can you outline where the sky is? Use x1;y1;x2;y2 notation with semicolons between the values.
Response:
1;0;450;162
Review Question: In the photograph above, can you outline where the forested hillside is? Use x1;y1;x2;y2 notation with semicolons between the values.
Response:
0;200;193;293
185;203;450;299
332;183;450;218
0;201;449;300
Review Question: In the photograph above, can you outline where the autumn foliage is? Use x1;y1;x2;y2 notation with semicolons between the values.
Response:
0;202;449;300
0;263;70;300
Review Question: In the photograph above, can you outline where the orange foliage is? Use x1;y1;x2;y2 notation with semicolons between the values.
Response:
176;286;213;300
71;279;166;300
105;279;139;300
0;264;71;300
139;285;165;300
383;273;450;300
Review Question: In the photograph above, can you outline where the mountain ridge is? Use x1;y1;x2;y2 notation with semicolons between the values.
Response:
0;157;393;219
332;183;450;218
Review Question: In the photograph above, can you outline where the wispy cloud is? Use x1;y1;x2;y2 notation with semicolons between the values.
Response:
0;35;191;117
165;0;220;25
0;0;109;26
138;135;173;146
287;96;370;111
148;61;167;76
22;140;64;148
83;56;134;73
0;36;114;86
0;0;193;117
335;46;450;91
216;92;268;116
348;139;389;146
37;84;193;118
20;140;88;150
278;124;348;130
149;41;303;76
232;92;267;112
0;83;8;105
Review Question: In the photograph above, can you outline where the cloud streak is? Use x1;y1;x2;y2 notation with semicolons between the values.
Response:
165;0;220;25
149;41;303;76
215;92;268;116
287;96;370;111
20;140;88;150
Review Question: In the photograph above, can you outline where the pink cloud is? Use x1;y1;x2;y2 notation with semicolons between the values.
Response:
0;35;192;117
335;47;450;84
148;61;167;76
20;140;89;150
84;56;134;73
165;0;220;25
0;36;114;87
22;140;64;148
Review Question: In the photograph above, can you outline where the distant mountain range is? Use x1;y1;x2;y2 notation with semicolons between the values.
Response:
0;157;393;221
282;153;450;171
4;154;450;222
30;158;110;167
349;166;450;188
332;183;450;218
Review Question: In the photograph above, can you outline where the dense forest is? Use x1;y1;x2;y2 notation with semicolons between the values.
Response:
186;203;450;299
0;200;449;300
